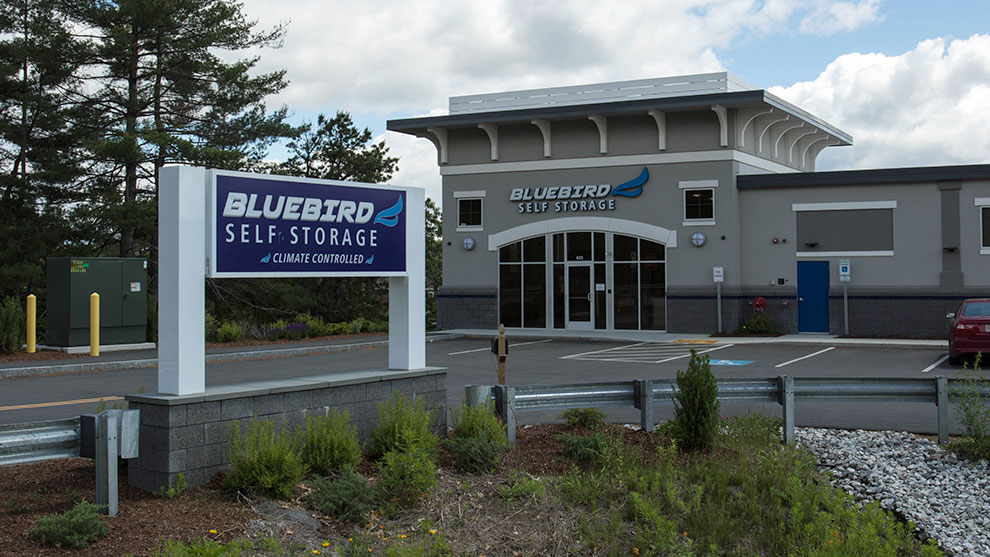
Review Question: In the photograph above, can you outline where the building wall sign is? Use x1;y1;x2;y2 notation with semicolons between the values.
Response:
211;173;406;277
509;167;649;214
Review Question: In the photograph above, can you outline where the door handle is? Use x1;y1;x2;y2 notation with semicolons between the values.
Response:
587;293;593;302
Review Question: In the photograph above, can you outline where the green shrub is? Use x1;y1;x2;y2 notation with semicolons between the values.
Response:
204;312;220;342
368;392;439;459
267;318;288;340
560;407;605;429
0;296;25;354
155;472;187;498
300;314;331;337
950;354;990;460
328;322;350;336
377;448;437;513
559;432;607;464
28;500;108;548
300;410;363;475
670;350;720;451
225;419;308;499
445;434;504;474
450;400;507;443
348;317;371;334
308;468;375;523
217;321;243;343
735;313;774;335
446;400;508;473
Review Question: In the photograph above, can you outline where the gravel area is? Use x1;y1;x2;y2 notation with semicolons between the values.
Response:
796;428;990;557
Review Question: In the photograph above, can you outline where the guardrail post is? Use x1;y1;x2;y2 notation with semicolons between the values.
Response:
634;380;654;431
936;375;948;445
493;385;516;445
778;376;795;445
95;413;118;516
464;385;489;407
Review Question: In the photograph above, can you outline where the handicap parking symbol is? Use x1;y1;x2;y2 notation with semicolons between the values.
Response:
708;359;753;366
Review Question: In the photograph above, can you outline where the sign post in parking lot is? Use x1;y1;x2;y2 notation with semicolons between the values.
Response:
839;259;850;336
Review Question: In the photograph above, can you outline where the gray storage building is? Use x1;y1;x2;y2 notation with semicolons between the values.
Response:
388;73;990;337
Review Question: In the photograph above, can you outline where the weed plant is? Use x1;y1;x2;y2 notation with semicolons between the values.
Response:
301;409;363;475
155;473;187;498
204;312;220;342
308;468;375;523
0;295;24;353
670;350;720;451
446;400;508;473
377;448;438;515
225;419;308;499
154;536;306;556
557;417;941;556
369;392;439;459
496;470;545;503
28;500;108;549
950;353;990;460
560;407;605;429
558;432;607;464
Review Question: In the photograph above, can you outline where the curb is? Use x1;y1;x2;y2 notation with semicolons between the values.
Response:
0;333;463;380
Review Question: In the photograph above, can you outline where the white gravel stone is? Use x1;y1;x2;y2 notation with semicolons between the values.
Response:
796;428;990;557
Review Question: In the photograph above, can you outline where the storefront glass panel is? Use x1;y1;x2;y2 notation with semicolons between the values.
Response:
553;264;565;328
523;264;546;328
499;264;521;327
614;235;638;261
641;240;665;261
567;265;592;325
500;242;521;263
595;263;607;329
567;232;592;261
524;236;546;262
640;262;666;330
594;232;606;261
613;263;639;329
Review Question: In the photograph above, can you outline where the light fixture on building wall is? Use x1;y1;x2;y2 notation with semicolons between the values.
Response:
691;232;706;247
462;237;476;251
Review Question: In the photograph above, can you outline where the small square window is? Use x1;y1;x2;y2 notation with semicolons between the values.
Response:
458;198;482;229
684;189;714;221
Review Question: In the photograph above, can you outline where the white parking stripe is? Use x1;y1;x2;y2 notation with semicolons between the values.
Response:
654;343;733;363
774;346;835;368
922;355;949;373
560;342;650;359
447;338;553;356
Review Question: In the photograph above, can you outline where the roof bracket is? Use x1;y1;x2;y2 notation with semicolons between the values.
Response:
531;119;552;157
477;123;499;161
647;110;667;151
424;127;448;164
588;114;608;154
711;105;728;147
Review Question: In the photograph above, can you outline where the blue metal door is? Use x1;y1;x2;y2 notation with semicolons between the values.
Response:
797;261;829;333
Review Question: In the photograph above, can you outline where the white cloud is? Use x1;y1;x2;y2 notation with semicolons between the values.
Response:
769;34;990;170
799;0;884;36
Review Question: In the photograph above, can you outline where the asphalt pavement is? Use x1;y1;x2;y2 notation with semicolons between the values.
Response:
0;331;969;435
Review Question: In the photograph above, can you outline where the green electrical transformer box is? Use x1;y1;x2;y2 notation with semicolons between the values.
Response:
46;257;148;347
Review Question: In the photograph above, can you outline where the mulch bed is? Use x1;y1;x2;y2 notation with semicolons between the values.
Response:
0;424;647;556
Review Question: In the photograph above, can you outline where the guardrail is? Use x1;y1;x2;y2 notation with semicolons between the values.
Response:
0;417;80;467
466;376;990;445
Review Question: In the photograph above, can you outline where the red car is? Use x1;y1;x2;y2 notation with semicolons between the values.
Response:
948;299;990;364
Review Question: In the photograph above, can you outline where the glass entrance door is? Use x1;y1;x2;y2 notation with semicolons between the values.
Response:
566;264;593;330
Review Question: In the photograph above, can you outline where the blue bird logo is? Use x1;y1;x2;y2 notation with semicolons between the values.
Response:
611;167;649;198
260;253;271;263
373;196;403;227
366;255;375;264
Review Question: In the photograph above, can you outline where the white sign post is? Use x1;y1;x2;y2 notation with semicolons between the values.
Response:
713;266;724;334
839;259;850;336
158;166;425;396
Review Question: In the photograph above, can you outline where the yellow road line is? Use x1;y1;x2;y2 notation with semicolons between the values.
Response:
0;396;123;412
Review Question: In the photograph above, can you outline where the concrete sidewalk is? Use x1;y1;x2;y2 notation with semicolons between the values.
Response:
0;332;462;379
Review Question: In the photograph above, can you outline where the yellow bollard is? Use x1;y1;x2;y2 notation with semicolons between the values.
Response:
26;294;36;353
90;292;100;356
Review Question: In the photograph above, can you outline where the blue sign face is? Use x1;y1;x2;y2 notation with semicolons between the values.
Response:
212;174;406;276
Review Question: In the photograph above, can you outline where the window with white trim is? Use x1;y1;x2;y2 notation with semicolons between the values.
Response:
679;179;717;225
982;206;990;252
454;190;485;231
457;198;482;228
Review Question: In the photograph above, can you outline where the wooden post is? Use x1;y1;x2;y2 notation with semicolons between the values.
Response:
497;323;507;385
26;294;36;354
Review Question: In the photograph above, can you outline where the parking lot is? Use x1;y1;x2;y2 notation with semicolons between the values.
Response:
0;336;967;434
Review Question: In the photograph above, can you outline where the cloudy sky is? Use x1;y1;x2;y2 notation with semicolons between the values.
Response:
239;0;990;201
